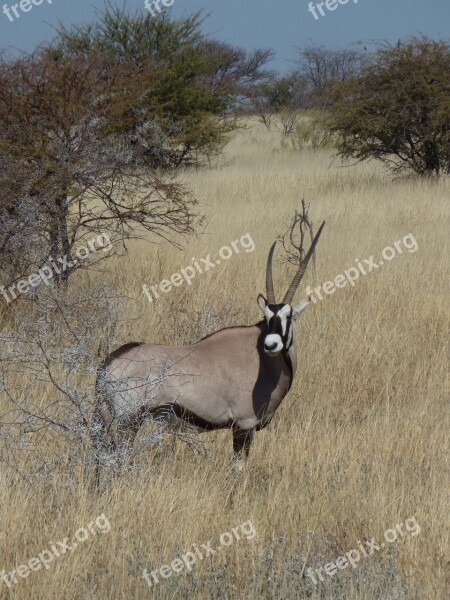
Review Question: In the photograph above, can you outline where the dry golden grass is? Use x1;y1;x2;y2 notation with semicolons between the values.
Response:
0;119;448;599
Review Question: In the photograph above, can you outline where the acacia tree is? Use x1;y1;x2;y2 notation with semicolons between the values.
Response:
53;5;273;168
0;49;199;290
327;37;450;176
0;7;272;292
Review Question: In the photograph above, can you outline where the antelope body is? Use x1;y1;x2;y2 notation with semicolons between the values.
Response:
92;222;324;473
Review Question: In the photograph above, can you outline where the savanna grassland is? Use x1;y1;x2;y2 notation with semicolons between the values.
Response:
0;120;448;599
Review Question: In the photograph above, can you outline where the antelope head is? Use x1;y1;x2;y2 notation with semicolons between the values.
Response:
258;221;325;357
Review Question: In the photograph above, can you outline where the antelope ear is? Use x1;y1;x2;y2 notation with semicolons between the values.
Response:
292;298;310;320
257;294;267;313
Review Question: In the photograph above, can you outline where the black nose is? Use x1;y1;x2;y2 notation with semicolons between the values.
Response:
265;341;277;351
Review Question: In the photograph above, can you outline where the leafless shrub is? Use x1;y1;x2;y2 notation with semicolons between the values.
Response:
0;282;208;487
0;283;126;482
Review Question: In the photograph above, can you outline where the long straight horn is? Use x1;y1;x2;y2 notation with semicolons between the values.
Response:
282;221;325;305
266;241;277;304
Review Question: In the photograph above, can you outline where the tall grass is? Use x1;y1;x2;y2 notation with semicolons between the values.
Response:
0;120;448;599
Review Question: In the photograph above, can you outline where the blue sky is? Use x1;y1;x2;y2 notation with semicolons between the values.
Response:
0;0;449;72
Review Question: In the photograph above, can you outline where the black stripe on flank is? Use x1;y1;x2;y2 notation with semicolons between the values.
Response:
156;402;234;431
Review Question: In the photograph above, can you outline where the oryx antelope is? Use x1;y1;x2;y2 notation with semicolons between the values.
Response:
92;221;325;476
